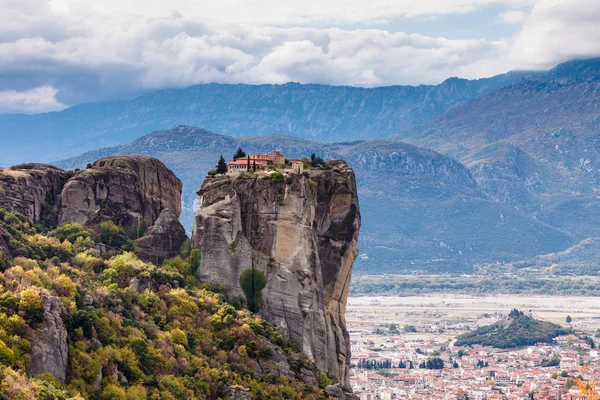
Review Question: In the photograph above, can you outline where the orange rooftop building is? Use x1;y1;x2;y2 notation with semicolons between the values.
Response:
227;150;286;173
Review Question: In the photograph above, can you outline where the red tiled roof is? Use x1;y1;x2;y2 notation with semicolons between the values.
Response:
227;159;268;166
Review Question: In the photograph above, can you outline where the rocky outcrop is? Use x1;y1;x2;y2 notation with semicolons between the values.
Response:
326;384;360;400
192;160;360;391
0;164;69;224
59;156;182;236
0;225;10;255
0;156;187;263
134;209;188;265
29;295;68;383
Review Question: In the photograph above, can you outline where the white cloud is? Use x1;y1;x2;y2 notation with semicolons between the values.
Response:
0;25;511;93
497;10;529;24
2;0;537;27
510;0;600;69
0;86;67;114
0;0;599;114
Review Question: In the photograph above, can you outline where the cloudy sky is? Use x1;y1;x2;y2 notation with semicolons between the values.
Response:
1;0;599;114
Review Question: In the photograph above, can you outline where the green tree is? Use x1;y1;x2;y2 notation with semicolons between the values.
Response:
239;268;267;313
310;153;324;167
18;289;44;325
233;147;246;160
216;155;228;174
566;315;572;323
98;221;131;249
49;223;92;243
137;218;148;239
189;248;201;276
270;172;284;184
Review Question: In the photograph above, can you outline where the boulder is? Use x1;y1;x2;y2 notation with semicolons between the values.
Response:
134;209;188;265
192;161;360;390
29;295;68;383
257;340;295;381
83;294;95;308
300;368;318;386
59;156;182;236
129;277;154;293
228;386;252;400
326;384;360;400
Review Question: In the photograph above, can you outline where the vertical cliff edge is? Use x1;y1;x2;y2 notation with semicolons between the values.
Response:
192;159;361;391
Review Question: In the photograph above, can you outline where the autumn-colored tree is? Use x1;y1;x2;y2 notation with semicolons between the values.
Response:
577;379;600;399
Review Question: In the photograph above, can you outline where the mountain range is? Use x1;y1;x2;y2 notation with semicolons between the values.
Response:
7;57;600;274
1;71;528;165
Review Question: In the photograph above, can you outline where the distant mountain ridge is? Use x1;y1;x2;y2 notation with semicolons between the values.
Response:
393;58;600;254
0;71;529;165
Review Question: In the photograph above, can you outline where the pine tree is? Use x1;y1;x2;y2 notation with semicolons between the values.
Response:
233;147;246;160
216;154;228;174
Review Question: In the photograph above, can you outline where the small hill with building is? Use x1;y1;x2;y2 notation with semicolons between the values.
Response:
455;309;571;349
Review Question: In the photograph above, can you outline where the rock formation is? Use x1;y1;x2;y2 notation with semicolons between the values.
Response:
0;156;187;264
29;295;68;383
59;156;182;236
192;160;360;392
0;164;69;225
134;209;188;265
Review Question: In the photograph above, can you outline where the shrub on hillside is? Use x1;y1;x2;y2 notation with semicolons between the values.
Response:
269;172;284;184
239;269;267;313
49;223;93;244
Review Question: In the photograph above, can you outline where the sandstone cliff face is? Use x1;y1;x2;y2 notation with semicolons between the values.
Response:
192;160;360;390
134;209;188;265
29;295;68;383
0;164;69;224
59;156;182;236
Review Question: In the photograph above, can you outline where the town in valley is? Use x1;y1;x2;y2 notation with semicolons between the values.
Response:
347;295;600;399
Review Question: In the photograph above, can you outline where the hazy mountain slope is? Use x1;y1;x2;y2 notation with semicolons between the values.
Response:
0;72;528;165
56;126;574;274
395;59;600;195
393;58;600;249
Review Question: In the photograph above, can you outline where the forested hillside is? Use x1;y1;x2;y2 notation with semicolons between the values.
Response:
0;208;330;399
